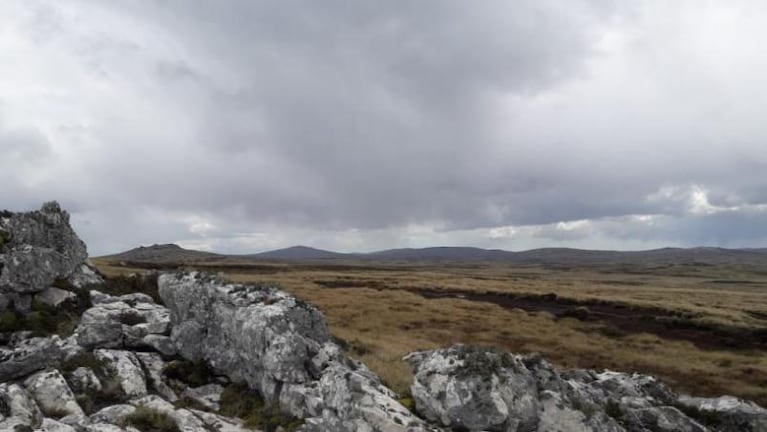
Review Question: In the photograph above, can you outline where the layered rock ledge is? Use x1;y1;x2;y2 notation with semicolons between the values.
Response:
158;271;430;432
406;345;767;432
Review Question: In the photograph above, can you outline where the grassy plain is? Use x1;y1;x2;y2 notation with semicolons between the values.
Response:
93;258;767;406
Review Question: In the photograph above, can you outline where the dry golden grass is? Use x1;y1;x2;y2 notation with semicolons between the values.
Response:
93;258;767;406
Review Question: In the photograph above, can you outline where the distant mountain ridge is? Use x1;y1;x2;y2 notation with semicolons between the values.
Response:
102;243;222;263
101;243;767;266
246;245;351;260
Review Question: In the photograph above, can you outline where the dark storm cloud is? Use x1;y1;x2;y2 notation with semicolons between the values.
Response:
2;0;767;254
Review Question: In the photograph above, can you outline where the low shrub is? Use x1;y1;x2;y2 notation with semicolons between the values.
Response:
0;229;9;249
95;273;162;304
0;296;88;337
604;399;623;422
63;352;125;414
120;406;180;432
219;383;303;432
162;359;214;387
672;402;723;428
333;336;372;356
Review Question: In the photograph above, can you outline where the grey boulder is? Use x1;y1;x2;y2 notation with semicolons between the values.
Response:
24;369;84;418
0;336;64;381
159;271;431;432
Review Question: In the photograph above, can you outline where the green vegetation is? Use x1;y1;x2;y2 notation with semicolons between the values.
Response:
0;229;9;249
604;399;624;422
120;406;180;432
672;402;724;428
219;383;303;432
95;273;162;303
0;295;89;337
333;336;372;356
571;398;599;419
62;352;126;414
42;407;72;419
61;351;108;374
396;390;416;413
162;359;215;388
95;258;767;407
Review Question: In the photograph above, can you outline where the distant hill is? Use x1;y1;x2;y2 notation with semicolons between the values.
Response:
101;244;222;263
245;245;350;260
366;247;513;261
100;243;767;266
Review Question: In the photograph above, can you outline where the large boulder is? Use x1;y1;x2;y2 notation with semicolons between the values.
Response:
0;201;103;317
0;336;65;381
159;271;430;432
94;349;148;398
0;382;43;429
406;345;767;432
75;291;170;350
24;369;84;418
0;202;90;293
677;395;767;432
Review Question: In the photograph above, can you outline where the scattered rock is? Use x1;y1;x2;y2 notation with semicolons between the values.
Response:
129;395;207;431
75;293;170;350
68;367;103;394
93;350;147;398
183;383;224;411
134;352;178;402
678;395;767;431
0;336;64;381
3;202;767;432
34;287;77;308
407;345;767;432
38;417;78;432
24;369;84;418
89;404;136;424
0;383;44;430
67;264;104;290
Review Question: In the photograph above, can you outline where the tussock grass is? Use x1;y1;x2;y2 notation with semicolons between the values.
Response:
120;406;180;432
95;259;767;406
219;383;303;432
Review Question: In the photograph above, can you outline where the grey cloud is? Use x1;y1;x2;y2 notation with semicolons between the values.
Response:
2;1;767;254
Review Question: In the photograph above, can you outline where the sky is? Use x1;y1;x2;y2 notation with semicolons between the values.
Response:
2;0;767;256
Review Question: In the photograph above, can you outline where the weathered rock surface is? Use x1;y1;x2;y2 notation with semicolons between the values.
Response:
24;369;84;418
0;382;43;429
407;345;767;432
0;202;101;301
75;290;170;350
677;395;767;432
134;352;178;402
94;349;148;398
0;336;64;381
68;366;102;393
159;271;430;431
35;287;77;307
183;383;224;411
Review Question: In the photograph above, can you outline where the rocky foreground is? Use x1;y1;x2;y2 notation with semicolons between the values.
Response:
1;203;767;432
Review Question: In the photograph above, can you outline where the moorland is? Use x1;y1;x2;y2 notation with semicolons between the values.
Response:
95;245;767;407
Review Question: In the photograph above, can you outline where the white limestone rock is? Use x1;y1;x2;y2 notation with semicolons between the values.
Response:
24;369;84;418
94;349;147;398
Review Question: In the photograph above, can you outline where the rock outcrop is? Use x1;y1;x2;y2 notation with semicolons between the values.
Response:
0;202;102;313
2;202;767;432
406;345;767;432
159;271;430;432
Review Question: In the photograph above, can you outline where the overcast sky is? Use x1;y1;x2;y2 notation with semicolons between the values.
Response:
2;1;767;255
